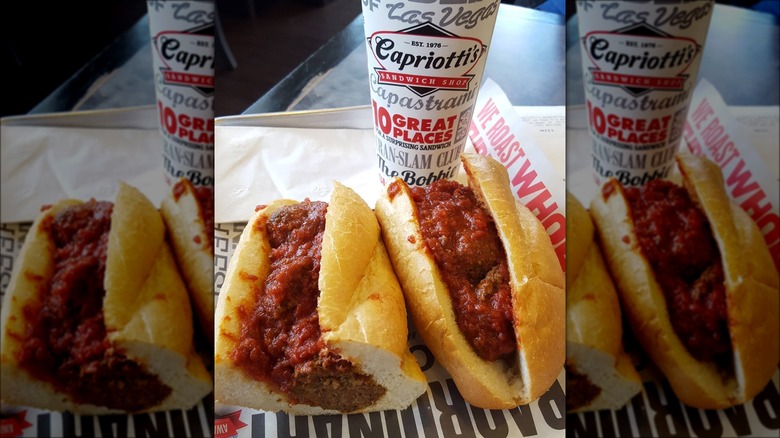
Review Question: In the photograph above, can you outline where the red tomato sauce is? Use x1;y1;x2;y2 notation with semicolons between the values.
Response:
625;180;730;363
410;180;516;362
233;201;385;411
18;200;171;411
194;185;214;250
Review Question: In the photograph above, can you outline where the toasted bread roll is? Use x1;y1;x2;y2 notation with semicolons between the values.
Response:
375;152;565;409
0;182;212;414
160;177;214;344
214;182;426;415
566;192;642;413
590;153;779;409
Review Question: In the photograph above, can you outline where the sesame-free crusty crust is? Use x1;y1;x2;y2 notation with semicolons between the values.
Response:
160;177;214;344
214;182;426;415
590;154;779;409
375;153;565;409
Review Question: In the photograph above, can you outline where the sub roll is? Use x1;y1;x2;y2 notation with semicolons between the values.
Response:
375;152;565;409
566;192;641;413
590;153;779;409
0;183;212;414
214;182;426;415
160;177;215;344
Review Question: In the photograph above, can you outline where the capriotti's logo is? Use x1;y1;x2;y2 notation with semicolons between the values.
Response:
153;23;215;94
369;22;486;97
583;22;701;97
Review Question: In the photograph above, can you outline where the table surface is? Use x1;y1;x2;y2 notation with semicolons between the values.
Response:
243;4;566;114
27;15;156;115
21;3;779;117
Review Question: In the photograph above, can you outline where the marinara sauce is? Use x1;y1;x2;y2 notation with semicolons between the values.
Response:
625;180;730;363
410;180;516;362
233;201;385;411
18;200;171;411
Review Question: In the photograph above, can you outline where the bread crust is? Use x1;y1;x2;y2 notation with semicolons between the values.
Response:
0;182;211;414
214;182;426;414
590;153;779;409
160;177;215;344
566;193;641;413
374;152;565;409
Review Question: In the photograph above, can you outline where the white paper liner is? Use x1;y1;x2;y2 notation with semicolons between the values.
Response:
212;80;567;438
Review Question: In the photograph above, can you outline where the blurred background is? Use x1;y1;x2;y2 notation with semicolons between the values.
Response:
1;0;146;116
214;0;566;116
2;0;776;117
1;0;566;118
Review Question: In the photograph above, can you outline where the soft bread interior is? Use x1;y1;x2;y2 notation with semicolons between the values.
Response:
160;177;215;344
215;186;426;414
321;243;427;412
566;343;642;413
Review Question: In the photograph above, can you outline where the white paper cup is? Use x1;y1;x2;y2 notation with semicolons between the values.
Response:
147;0;215;188
361;0;500;187
576;0;714;187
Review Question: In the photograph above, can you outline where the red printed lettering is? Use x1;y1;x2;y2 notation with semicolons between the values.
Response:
511;160;546;199
587;100;607;135
476;98;499;129
756;213;780;247
157;100;213;145
485;117;509;145
739;189;772;221
727;161;760;198
472;137;487;155
690;98;714;130
524;189;557;222
468;122;488;155
541;212;566;271
373;100;392;135
700;117;724;148
683;123;702;154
